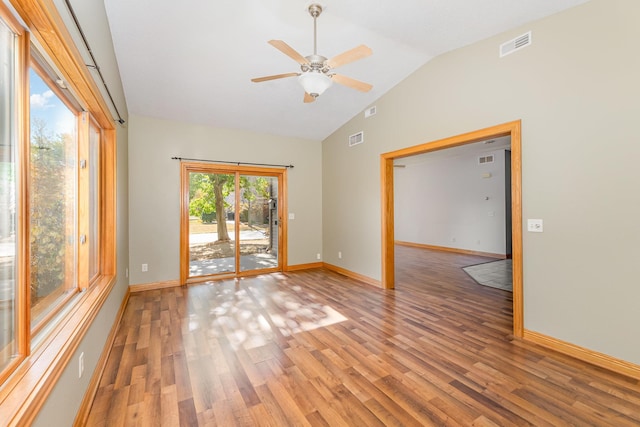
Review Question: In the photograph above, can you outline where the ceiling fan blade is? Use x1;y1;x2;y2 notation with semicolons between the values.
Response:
268;40;309;65
326;45;372;69
251;72;300;83
331;74;373;92
303;92;316;103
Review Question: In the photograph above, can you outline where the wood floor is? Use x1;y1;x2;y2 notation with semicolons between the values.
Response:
85;246;640;426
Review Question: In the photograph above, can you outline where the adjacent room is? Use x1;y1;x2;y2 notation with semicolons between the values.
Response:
1;0;639;425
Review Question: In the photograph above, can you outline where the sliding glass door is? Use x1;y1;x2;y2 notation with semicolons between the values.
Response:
181;164;285;283
238;175;279;272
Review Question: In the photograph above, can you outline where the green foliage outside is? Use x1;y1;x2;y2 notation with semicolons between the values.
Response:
189;173;234;241
30;118;72;303
188;173;272;241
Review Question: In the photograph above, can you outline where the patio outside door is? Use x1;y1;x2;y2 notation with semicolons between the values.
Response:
180;163;285;284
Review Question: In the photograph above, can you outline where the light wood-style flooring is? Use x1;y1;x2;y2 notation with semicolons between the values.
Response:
86;246;640;426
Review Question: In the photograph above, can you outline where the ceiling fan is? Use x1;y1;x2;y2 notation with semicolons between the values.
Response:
251;3;373;103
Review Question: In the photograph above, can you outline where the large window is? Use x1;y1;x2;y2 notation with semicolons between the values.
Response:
0;14;17;374
0;3;116;420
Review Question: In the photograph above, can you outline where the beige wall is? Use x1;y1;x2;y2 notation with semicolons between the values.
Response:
322;0;640;364
128;115;323;285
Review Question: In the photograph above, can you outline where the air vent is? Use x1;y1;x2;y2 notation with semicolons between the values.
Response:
349;131;364;147
364;106;377;118
500;31;532;57
478;155;494;165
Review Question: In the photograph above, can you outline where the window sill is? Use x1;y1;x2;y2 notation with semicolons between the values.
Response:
0;274;116;426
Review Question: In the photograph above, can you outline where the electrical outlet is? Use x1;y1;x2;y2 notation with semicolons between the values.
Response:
79;352;84;378
316;253;321;260
338;251;342;259
125;268;129;278
141;263;148;272
527;219;543;233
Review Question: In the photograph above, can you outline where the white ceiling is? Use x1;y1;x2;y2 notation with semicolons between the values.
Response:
103;0;589;141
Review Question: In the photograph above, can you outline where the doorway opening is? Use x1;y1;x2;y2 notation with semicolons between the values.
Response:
380;121;523;337
180;162;287;285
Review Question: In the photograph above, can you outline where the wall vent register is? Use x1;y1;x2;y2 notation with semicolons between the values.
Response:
364;106;377;118
349;131;364;147
478;154;494;164
500;31;532;57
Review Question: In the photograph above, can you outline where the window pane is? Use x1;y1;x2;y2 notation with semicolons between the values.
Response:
88;123;100;280
188;172;236;276
29;68;77;327
239;175;278;272
0;18;17;371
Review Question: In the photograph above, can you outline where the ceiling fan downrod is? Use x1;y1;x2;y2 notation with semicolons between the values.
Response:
304;4;328;75
309;4;322;56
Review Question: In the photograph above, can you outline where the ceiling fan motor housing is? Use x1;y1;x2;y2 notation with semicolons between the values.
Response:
302;54;330;73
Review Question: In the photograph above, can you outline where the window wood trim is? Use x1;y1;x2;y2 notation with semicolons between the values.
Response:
0;0;119;424
29;57;81;116
78;112;90;290
87;117;103;285
9;0;114;130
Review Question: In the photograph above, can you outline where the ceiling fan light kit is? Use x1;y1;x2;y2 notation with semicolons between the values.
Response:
299;72;333;97
251;3;372;103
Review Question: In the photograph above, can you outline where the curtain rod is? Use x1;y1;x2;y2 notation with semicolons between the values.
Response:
63;0;126;126
171;157;294;169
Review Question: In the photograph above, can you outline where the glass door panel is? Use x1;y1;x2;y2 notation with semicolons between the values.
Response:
239;175;278;272
188;172;235;277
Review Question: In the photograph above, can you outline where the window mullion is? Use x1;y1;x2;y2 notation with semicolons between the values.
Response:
16;17;30;362
77;111;89;290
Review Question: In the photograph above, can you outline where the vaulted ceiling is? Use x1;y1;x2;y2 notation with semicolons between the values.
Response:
104;0;589;141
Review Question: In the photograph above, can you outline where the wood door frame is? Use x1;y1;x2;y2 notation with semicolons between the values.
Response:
180;162;287;285
380;120;523;337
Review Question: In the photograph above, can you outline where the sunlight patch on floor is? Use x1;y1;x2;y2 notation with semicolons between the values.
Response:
269;305;347;337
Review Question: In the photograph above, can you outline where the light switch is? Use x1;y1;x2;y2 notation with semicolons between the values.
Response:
288;213;295;220
527;219;543;232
